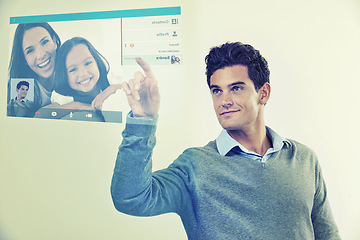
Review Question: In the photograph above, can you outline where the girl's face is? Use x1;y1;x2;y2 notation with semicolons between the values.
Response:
66;44;100;93
22;27;57;79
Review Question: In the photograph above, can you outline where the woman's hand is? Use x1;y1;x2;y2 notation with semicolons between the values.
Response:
122;57;160;119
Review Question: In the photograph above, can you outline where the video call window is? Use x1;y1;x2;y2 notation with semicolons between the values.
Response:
7;7;182;124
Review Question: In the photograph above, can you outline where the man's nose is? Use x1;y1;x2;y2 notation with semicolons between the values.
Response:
221;92;233;108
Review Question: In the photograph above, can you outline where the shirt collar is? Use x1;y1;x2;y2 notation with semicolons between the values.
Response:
216;126;291;156
14;97;28;103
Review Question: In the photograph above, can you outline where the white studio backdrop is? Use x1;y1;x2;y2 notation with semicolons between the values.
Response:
0;0;359;239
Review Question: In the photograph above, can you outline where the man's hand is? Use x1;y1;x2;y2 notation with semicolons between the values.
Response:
122;57;160;119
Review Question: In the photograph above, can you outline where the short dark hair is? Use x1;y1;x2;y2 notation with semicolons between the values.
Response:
16;80;29;90
205;42;270;91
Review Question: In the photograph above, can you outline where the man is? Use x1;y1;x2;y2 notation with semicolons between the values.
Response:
7;80;35;117
111;42;341;239
14;80;30;103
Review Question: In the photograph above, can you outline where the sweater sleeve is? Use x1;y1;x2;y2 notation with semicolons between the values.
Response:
110;116;192;217
311;160;342;240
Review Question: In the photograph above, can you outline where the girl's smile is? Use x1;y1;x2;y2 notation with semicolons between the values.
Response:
66;44;100;93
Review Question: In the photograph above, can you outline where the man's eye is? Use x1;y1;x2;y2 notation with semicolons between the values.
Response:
232;86;243;92
212;89;221;95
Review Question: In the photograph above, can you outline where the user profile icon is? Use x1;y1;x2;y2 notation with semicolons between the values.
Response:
171;55;181;64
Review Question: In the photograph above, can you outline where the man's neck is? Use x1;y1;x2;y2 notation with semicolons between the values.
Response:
16;96;24;102
227;125;272;156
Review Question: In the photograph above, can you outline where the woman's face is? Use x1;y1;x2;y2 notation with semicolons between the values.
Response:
22;27;57;79
66;44;100;93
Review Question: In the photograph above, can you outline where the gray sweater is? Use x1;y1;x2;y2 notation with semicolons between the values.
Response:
111;121;341;240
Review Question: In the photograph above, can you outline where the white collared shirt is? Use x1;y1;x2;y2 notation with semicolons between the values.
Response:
216;127;291;162
14;97;29;103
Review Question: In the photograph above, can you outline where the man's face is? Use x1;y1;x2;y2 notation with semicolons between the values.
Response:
17;85;29;100
210;65;267;132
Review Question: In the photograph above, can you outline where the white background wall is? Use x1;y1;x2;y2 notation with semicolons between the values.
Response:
0;0;359;239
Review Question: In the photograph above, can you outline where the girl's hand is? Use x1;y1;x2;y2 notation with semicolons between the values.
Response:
91;84;122;110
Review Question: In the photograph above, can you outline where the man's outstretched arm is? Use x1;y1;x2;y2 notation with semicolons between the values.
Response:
110;58;190;216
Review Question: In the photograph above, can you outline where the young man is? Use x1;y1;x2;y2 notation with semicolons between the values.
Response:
111;42;341;239
14;80;30;103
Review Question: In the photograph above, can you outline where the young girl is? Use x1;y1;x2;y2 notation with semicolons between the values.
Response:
7;22;61;117
49;37;122;121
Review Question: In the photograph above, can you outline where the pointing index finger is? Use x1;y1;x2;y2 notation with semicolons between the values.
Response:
135;57;155;80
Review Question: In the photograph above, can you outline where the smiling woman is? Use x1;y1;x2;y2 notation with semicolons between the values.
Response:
22;27;58;80
7;22;61;117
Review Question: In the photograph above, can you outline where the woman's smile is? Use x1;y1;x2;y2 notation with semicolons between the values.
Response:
22;27;57;79
37;58;51;69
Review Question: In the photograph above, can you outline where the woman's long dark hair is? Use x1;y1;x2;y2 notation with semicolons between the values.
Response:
9;22;61;79
54;37;110;104
7;23;61;113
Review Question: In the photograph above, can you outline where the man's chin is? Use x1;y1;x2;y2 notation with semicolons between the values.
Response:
219;122;239;131
224;127;240;132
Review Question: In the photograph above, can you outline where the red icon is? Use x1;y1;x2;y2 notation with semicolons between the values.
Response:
130;43;134;48
35;111;40;115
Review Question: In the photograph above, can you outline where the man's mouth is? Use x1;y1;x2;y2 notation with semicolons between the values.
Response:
220;110;239;116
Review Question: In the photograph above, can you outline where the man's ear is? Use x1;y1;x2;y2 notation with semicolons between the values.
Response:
259;82;271;105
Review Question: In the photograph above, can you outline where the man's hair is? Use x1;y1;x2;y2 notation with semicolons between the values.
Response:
205;42;270;91
16;80;29;90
